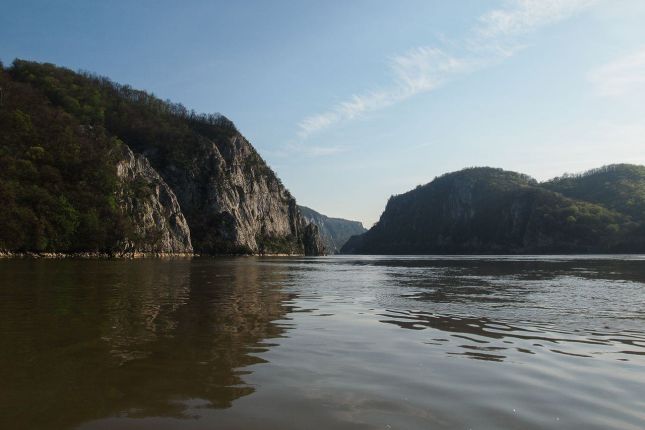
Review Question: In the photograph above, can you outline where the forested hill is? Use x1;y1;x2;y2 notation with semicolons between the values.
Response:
341;166;645;255
0;59;324;255
542;164;645;221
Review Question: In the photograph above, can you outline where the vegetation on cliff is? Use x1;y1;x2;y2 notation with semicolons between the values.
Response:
542;164;645;221
0;61;130;252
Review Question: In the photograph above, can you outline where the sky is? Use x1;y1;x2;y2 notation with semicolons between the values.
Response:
2;0;645;227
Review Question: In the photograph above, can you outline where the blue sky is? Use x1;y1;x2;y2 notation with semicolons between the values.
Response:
2;1;645;226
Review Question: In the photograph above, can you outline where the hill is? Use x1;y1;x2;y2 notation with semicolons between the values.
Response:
542;164;645;221
342;167;644;254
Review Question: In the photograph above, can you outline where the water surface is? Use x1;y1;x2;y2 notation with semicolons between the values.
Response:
1;256;644;429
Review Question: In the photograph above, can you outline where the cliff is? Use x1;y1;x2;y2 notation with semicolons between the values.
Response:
298;205;366;253
115;145;193;254
0;60;323;255
342;167;645;254
129;121;319;255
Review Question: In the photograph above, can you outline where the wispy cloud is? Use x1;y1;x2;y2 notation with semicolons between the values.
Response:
391;47;472;97
588;47;645;97
297;47;471;138
476;0;593;39
297;0;595;139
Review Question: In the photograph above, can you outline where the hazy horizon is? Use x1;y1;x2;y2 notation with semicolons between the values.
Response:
2;0;644;227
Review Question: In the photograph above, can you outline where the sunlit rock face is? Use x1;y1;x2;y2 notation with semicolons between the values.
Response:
141;132;323;255
115;145;193;254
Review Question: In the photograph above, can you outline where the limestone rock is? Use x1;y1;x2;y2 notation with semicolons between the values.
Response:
139;132;324;255
115;145;193;254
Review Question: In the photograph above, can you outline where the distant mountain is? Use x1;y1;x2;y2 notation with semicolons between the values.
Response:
342;166;645;255
298;206;366;254
0;60;323;255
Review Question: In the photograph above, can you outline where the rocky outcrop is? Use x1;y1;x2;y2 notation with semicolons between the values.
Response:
115;145;193;254
298;205;366;253
302;222;326;256
138;132;322;255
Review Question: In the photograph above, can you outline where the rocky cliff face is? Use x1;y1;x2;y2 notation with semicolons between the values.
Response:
117;132;324;255
302;222;326;256
115;145;193;254
298;205;366;253
138;132;322;255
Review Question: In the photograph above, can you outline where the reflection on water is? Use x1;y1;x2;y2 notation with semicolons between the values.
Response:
0;259;294;429
1;256;644;430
